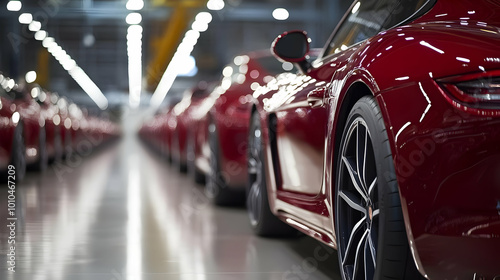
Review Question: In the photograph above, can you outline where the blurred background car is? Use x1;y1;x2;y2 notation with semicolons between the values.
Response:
197;50;297;205
169;81;214;174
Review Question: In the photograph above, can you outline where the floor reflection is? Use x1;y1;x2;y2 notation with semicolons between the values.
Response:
0;118;340;280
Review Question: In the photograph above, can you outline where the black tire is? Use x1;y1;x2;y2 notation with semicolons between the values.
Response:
206;121;243;206
172;132;187;173
335;96;423;280
10;122;26;182
30;126;48;172
247;111;296;236
187;130;205;184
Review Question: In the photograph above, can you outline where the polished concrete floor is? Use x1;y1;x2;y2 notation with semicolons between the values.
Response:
0;113;341;280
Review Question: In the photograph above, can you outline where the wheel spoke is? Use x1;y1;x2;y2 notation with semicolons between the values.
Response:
364;231;376;280
339;190;365;213
342;156;369;202
351;229;369;280
368;177;377;198
341;216;366;266
356;123;368;191
367;230;377;268
248;158;258;174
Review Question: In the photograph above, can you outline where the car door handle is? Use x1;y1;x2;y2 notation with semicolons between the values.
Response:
307;87;326;108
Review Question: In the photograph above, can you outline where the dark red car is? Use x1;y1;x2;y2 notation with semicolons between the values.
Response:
139;96;182;160
0;75;26;180
196;51;296;205
28;85;64;163
0;77;48;173
247;0;500;279
170;82;214;174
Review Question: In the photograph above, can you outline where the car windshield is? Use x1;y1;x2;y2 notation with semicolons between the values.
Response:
325;0;431;56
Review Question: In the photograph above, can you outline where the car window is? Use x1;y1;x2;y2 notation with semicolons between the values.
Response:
325;0;430;56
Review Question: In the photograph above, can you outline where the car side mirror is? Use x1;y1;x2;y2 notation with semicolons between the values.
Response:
271;30;311;73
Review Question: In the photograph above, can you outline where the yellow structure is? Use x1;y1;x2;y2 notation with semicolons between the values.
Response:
146;0;207;91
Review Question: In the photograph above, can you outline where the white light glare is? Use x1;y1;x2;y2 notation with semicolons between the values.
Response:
12;112;20;124
68;67;108;110
7;1;22;11
178;56;197;77
42;37;55;48
127;24;143;108
272;8;289;20
196;12;212;24
29;21;42;32
352;2;361;14
19;13;33;24
34;30;47;41
192;21;208;32
126;0;144;11
26;71;37;83
207;0;224;11
126;13;142;25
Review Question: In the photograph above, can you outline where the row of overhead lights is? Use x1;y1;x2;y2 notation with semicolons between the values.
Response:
5;0;109;110
150;1;290;108
126;0;143;108
149;0;224;108
150;11;213;108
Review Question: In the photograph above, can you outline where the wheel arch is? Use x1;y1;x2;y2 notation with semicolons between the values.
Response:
333;81;374;159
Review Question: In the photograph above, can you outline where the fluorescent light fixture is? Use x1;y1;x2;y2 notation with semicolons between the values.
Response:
68;67;108;110
38;35;108;109
352;2;361;14
42;37;55;48
34;30;47;41
191;21;208;32
272;8;289;20
126;13;142;25
18;13;33;24
26;71;37;83
7;1;22;11
127;24;143;108
126;0;144;11
195;12;212;24
207;0;224;11
177;56;198;77
150;10;215;108
28;21;41;32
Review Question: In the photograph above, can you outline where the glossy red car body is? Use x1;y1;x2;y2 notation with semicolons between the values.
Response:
170;83;213;171
252;0;500;279
199;51;292;188
4;85;46;168
0;89;17;170
27;85;64;162
139;97;182;160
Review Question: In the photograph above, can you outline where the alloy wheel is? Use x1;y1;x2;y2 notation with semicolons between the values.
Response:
337;117;379;280
247;120;263;226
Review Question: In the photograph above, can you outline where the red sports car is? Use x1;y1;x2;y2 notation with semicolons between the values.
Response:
139;96;182;161
0;75;26;181
247;0;500;279
0;77;48;173
28;85;64;163
170;82;214;174
198;51;297;205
